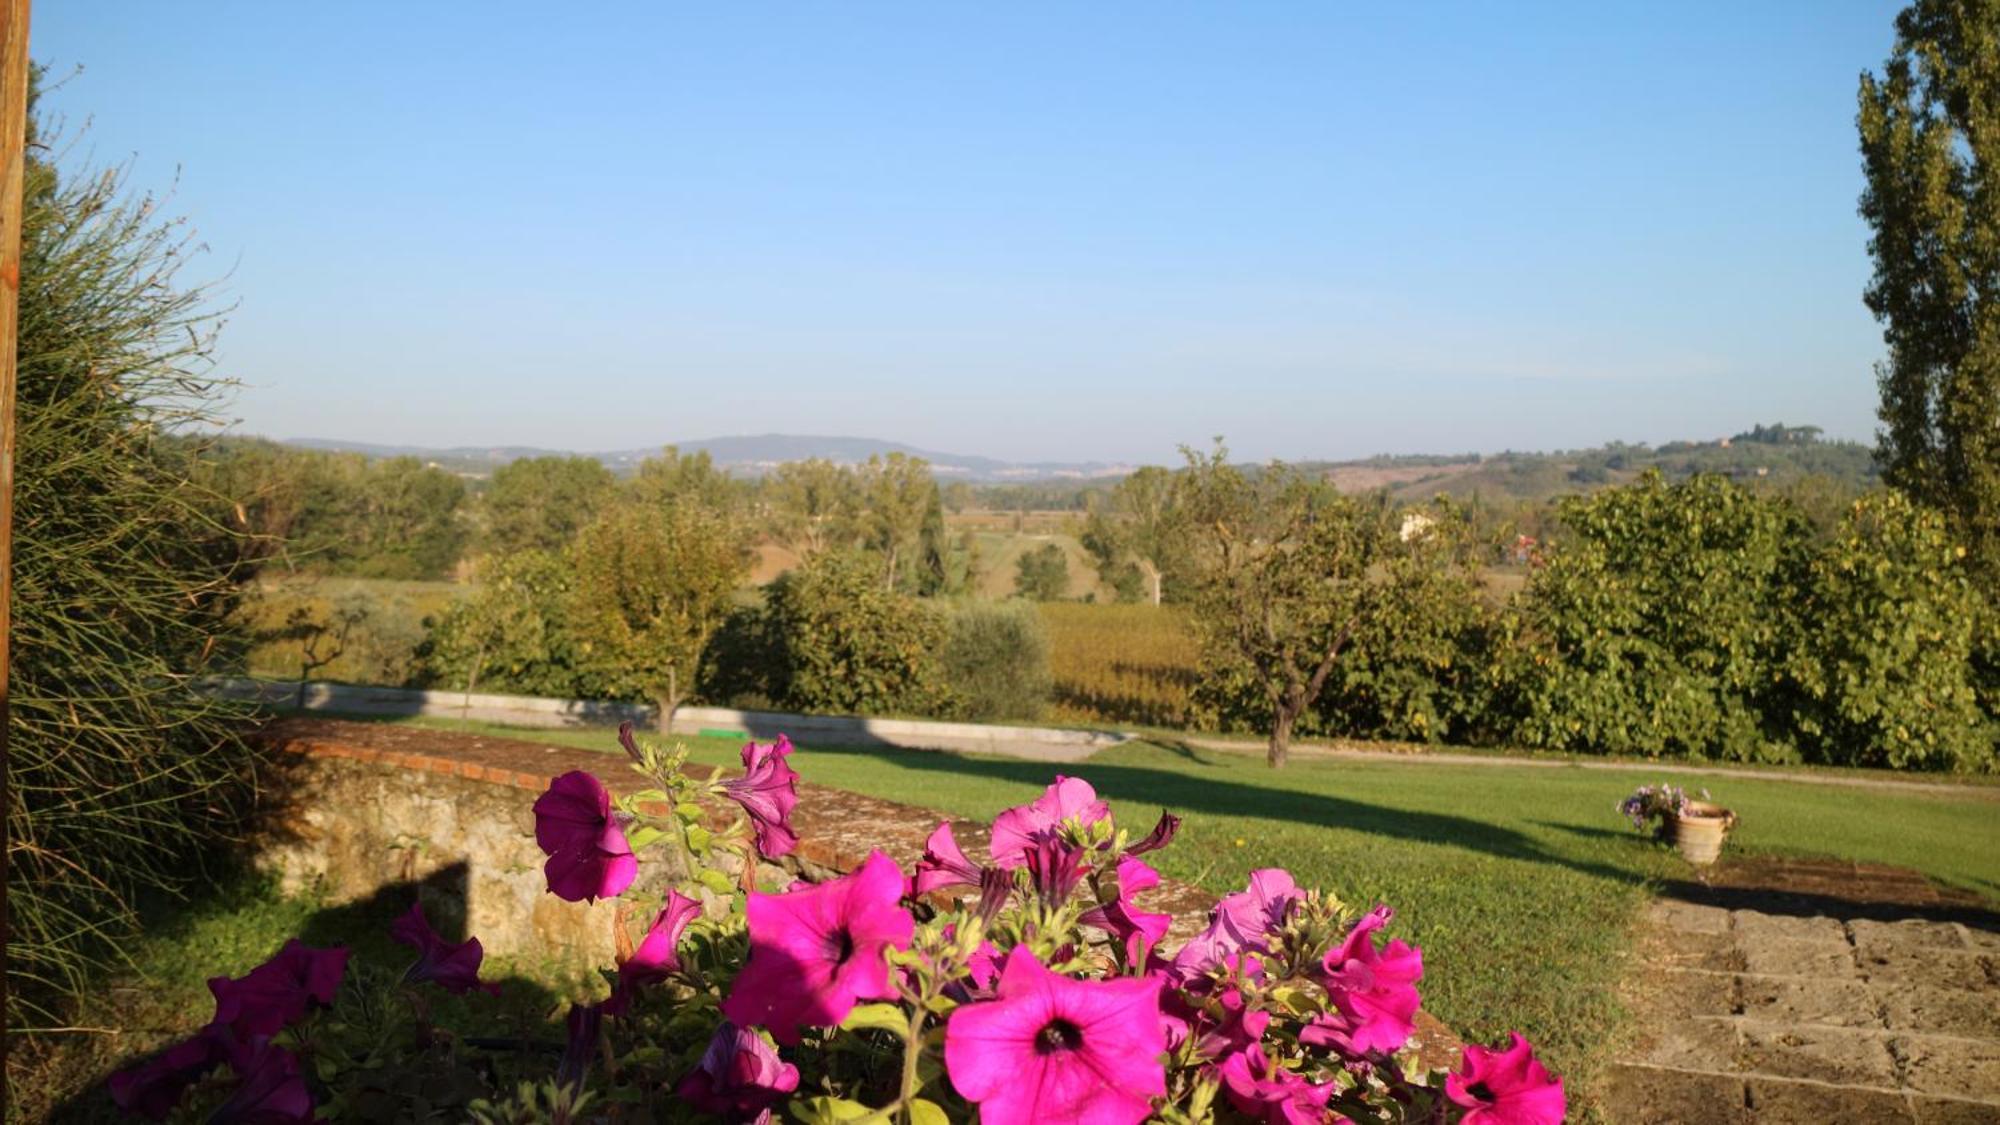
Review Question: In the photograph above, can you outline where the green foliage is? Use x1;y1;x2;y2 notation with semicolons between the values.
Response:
293;454;469;579
762;550;951;716
1179;444;1443;766
231;577;461;687
1506;473;1808;762
422;550;600;699
569;499;751;721
1080;465;1184;606
1783;491;1993;769
1860;0;2000;584
941;600;1053;721
481;456;615;555
1315;506;1501;745
1011;541;1069;601
7;88;259;1023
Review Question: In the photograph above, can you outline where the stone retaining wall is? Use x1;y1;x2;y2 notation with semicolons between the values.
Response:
249;717;1459;1070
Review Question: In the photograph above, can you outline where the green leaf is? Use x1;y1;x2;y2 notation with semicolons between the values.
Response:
624;825;666;851
838;1002;909;1036
698;868;736;895
908;1098;949;1125
788;1095;878;1123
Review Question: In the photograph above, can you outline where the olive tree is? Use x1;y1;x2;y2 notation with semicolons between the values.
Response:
569;499;750;730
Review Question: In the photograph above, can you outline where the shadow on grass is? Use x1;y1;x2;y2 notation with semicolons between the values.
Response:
42;865;564;1125
836;743;1643;885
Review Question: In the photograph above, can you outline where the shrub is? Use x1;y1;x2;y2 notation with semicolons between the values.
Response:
8;88;258;1023
1783;491;1992;770
941;599;1053;722
1012;541;1070;601
763;551;952;716
111;732;1567;1123
1505;473;1809;762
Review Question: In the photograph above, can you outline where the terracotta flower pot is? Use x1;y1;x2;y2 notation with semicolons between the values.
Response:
1667;801;1735;867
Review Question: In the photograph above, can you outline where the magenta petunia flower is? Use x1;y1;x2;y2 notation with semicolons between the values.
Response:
558;1002;603;1089
988;776;1109;869
721;736;802;859
913;821;987;895
1124;810;1181;857
675;1021;801;1116
1219;1043;1338;1125
1168;869;1300;982
1302;905;1423;1057
945;945;1167;1125
1080;856;1173;962
1025;837;1089;908
1445;1032;1566;1125
210;1037;314;1125
533;770;639;903
721;850;915;1043
208;940;350;1038
107;1028;227;1120
605;890;702;1016
388;902;500;997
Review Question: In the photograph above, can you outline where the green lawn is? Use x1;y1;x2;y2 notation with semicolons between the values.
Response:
38;716;1999;1120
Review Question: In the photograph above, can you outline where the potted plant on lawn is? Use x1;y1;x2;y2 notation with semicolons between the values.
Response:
1619;782;1736;866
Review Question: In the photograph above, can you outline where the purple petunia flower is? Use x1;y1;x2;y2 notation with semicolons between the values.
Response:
389;901;500;997
721;736;801;859
533;770;638;902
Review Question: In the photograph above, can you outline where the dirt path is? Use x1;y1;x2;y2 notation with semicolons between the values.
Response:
1174;736;2000;802
1604;856;2000;1123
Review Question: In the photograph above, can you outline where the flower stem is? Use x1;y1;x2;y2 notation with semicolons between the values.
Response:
898;1006;927;1121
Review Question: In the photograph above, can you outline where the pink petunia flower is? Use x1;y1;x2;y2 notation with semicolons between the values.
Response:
1079;856;1173;962
1161;954;1268;1058
989;776;1109;869
721;735;802;859
209;1037;314;1125
533;770;639;903
1219;1043;1339;1125
107;1028;227;1120
389;902;500;997
1025;837;1090;908
1445;1032;1566;1125
944;945;1167;1125
1124;810;1181;857
675;1021;802;1116
913;821;987;895
1302;905;1423;1057
605;890;702;1016
1168;869;1300;982
721;850;915;1044
208;940;350;1038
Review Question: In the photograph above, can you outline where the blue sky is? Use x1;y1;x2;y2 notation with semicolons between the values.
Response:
37;2;1899;464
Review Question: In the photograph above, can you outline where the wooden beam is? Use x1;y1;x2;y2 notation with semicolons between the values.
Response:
0;0;31;1109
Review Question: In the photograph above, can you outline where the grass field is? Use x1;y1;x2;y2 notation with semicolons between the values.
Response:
333;718;2000;1112
1039;602;1197;726
229;575;465;686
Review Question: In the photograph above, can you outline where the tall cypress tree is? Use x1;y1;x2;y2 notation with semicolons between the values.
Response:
1858;0;2000;586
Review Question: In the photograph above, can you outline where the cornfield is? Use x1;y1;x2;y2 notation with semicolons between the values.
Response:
1039;602;1202;728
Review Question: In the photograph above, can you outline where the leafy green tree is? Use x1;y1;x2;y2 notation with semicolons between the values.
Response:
1177;444;1413;768
569;499;751;729
856;453;939;593
942;600;1053;721
284;452;468;578
765;458;860;558
483;456;615;555
1507;473;1810;761
762;550;950;716
1859;0;2000;583
423;549;595;700
1081;465;1183;605
1013;542;1070;601
632;446;740;515
8;82;258;1021
1784;491;1991;769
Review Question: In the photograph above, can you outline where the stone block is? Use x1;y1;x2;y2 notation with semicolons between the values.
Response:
1859;945;1997;989
1878;983;2000;1038
1896;1035;2000;1102
1740;938;1858;979
1651;970;1738;1020
1743;1076;1915;1124
1648;898;1734;936
1601;1063;1747;1124
1735;1024;1899;1087
1911;1097;2000;1124
1852;918;1977;951
1737;975;1883;1029
1732;911;1850;946
1636;1017;1741;1071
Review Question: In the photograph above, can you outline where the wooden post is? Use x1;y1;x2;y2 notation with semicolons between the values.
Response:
0;0;31;1107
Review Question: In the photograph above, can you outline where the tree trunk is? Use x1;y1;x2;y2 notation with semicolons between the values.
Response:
1267;705;1294;769
1144;561;1163;607
462;646;486;718
656;666;680;735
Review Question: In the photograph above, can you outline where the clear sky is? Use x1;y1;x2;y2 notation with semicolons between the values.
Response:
35;1;1901;465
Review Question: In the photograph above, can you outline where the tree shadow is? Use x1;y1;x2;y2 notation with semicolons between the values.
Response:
43;865;566;1124
828;743;1643;885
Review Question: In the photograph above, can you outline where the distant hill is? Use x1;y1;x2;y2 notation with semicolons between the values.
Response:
281;433;1138;483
